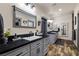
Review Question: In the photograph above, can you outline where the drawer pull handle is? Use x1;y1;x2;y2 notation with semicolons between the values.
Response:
37;43;40;45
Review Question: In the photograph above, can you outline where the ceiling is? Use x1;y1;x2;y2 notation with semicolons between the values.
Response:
14;3;77;20
35;3;77;19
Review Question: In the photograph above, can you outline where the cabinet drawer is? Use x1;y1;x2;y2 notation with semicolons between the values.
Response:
1;44;30;56
22;52;30;56
20;52;30;56
31;40;42;49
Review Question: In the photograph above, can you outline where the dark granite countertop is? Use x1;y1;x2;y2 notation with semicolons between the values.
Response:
0;36;48;54
0;39;30;54
47;31;58;34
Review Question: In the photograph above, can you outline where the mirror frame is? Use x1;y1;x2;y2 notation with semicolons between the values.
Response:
12;6;37;28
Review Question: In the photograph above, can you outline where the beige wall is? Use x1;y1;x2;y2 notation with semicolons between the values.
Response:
0;3;48;35
53;13;72;40
35;4;49;32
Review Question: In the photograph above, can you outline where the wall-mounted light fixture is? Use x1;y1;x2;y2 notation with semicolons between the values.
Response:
25;3;35;9
38;21;41;26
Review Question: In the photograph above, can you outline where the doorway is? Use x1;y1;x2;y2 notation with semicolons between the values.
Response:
41;17;47;36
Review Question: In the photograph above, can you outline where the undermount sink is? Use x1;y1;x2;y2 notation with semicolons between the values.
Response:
12;37;22;41
12;36;42;41
21;36;42;41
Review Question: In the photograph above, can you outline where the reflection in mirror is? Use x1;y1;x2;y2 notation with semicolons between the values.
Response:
13;6;36;28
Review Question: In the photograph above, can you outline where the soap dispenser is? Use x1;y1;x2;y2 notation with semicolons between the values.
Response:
14;33;17;39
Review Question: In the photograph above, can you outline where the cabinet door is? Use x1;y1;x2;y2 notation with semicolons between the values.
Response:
31;46;43;56
31;48;39;56
42;38;48;55
31;40;43;56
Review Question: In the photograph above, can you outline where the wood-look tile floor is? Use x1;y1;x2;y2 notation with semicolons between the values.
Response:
47;39;79;56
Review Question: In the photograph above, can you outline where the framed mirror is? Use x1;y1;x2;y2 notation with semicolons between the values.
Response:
12;6;36;28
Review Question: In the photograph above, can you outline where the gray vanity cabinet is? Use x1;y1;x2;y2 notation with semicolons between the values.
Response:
0;44;30;56
48;33;57;44
30;40;43;56
0;34;58;56
43;37;49;55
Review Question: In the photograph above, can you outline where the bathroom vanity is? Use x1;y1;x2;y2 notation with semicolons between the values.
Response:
0;35;43;56
0;31;57;56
